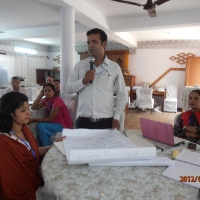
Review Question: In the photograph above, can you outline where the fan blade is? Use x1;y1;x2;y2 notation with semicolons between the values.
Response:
154;0;170;6
111;0;143;7
147;9;157;17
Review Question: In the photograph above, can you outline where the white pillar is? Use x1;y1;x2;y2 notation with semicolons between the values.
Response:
60;7;75;94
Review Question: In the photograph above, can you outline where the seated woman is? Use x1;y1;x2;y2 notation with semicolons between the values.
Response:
53;79;60;97
30;83;73;146
0;92;64;199
174;89;200;144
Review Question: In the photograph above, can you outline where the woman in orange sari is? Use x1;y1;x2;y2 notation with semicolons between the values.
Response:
0;92;64;199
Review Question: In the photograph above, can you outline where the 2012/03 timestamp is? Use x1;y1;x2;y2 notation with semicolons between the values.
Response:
180;176;200;182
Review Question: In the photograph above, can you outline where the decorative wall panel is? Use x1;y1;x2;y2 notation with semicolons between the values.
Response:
53;55;61;64
169;52;196;65
138;40;200;49
1;39;200;54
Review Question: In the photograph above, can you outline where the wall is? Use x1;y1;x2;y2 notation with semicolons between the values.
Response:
128;43;200;108
48;51;80;70
0;42;51;69
0;40;51;86
1;39;200;108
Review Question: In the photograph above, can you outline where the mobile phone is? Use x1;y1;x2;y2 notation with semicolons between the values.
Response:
188;142;196;150
156;146;163;152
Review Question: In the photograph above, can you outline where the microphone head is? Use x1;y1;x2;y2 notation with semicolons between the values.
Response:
89;56;95;63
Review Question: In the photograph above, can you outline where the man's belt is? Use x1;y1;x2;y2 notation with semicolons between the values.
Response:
81;117;112;123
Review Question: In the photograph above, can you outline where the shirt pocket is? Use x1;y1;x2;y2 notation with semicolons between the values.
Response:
99;72;117;90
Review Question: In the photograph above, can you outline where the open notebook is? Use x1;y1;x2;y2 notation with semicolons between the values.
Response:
162;149;200;188
140;118;185;146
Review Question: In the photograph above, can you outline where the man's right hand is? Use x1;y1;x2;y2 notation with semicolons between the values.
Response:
82;70;95;85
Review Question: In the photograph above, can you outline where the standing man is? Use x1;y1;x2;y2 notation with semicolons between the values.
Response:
66;28;127;130
4;76;28;96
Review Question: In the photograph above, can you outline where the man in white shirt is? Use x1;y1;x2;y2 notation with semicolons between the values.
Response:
66;28;127;130
4;76;28;96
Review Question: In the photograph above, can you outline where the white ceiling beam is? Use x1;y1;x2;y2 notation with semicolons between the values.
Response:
38;0;137;47
0;23;88;40
0;26;59;40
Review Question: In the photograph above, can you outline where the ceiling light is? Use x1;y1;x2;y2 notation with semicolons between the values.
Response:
14;47;37;54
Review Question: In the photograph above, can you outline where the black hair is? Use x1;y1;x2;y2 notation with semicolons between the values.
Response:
11;76;20;81
189;90;200;96
0;92;28;134
43;83;56;94
53;79;60;83
46;75;54;80
86;28;107;44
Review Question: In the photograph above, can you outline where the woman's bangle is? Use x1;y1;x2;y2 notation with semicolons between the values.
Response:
183;125;187;130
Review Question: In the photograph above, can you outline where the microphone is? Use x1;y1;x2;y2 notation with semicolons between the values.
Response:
89;56;95;83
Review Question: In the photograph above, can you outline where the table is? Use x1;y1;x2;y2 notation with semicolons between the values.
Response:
182;86;200;111
36;130;199;200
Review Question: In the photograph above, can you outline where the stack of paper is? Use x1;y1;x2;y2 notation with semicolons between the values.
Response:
62;129;156;165
89;157;174;167
88;133;174;166
55;129;174;167
162;149;200;188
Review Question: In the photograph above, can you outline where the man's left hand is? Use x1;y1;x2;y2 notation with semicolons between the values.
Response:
112;119;120;130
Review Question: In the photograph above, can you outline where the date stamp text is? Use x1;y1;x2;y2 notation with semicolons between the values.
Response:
180;176;200;182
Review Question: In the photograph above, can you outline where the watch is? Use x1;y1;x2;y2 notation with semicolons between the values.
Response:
183;125;187;130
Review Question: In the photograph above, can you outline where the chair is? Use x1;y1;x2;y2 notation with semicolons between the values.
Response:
60;93;79;128
174;113;181;126
164;84;178;113
126;86;130;109
26;87;39;102
136;88;154;114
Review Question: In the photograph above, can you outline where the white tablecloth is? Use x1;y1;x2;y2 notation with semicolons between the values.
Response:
36;130;199;200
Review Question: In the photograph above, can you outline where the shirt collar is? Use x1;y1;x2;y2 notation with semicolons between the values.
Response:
102;55;109;66
12;87;20;92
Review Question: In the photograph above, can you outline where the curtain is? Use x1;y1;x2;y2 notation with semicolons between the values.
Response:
0;54;8;87
6;52;28;85
27;55;47;85
5;53;47;86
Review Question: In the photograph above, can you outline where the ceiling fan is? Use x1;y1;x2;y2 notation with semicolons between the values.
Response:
111;0;170;18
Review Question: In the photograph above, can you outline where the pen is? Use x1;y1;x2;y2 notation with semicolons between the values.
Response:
124;130;128;137
155;145;163;152
198;189;200;197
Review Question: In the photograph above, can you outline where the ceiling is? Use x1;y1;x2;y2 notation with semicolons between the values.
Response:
0;0;200;48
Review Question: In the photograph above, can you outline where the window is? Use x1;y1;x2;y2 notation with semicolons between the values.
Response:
0;54;8;87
